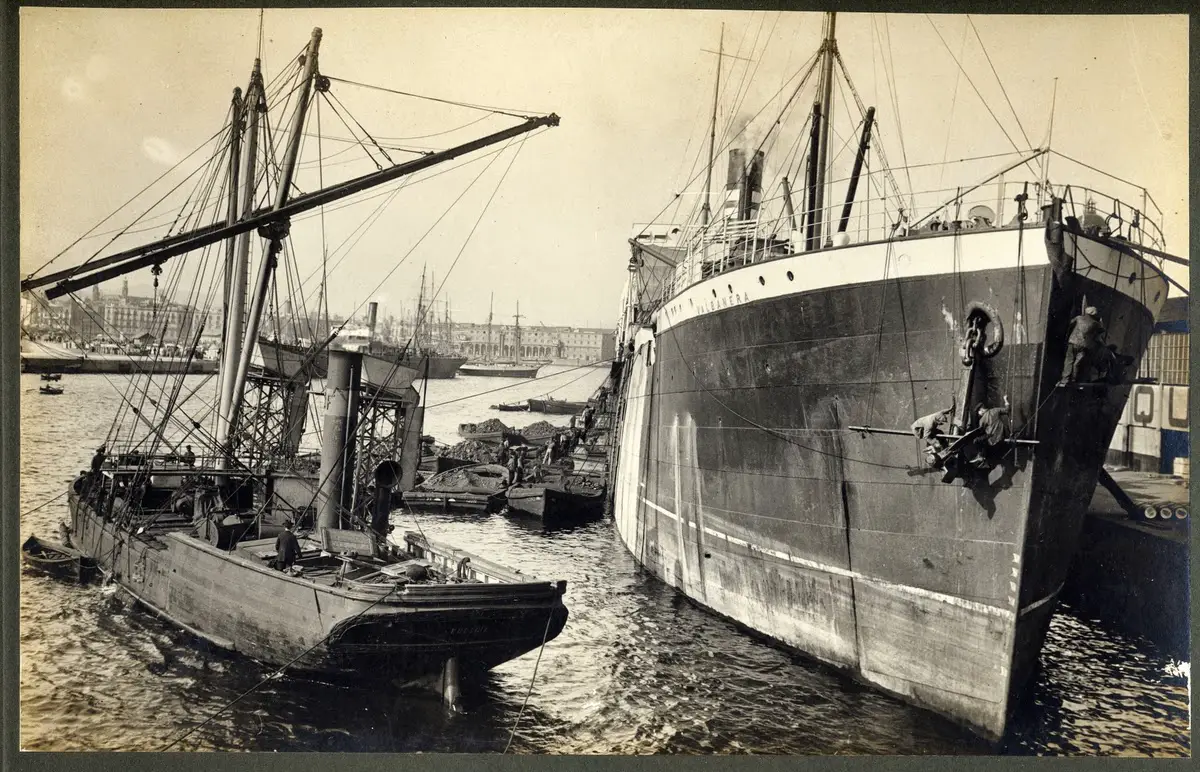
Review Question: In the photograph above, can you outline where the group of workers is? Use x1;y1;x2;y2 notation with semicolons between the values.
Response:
907;303;1132;483
491;404;600;485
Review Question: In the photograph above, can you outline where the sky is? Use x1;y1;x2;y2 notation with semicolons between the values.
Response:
19;9;1189;330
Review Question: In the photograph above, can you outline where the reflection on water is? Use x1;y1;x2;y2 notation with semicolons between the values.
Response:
19;371;1190;754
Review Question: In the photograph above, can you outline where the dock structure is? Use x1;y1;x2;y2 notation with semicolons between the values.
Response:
1063;470;1190;658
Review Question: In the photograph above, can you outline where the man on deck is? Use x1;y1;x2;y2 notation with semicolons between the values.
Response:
274;520;301;572
181;445;196;466
88;445;107;504
91;444;106;476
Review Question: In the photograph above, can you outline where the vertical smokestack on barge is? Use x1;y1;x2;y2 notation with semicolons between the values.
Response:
318;350;362;530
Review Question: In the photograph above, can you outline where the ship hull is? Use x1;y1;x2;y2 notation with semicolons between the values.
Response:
459;363;542;378
67;490;566;681
611;225;1166;738
258;339;464;380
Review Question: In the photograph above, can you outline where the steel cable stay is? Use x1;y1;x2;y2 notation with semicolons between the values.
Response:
684;36;819;237
395;133;532;362
24;120;235;282
924;14;1039;180
871;13;915;214
40;162;230;452
634;50;821;243
318;89;386;171
935;22;970;193
45;272;232;462
25;123;236;286
257;136;534;535
287;130;554;324
326;88;396;166
714;12;774;148
966;15;1033;152
322;74;549;121
834;47;907;218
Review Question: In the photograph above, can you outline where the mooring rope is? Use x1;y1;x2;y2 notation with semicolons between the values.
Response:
160;584;399;751
502;610;555;754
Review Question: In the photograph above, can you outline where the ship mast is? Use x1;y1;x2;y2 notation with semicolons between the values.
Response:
226;28;324;444
416;265;427;351
486;292;494;362
811;12;837;249
216;63;263;460
701;24;724;227
513;301;523;365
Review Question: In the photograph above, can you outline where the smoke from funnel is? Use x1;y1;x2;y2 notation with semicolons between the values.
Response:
724;147;765;221
367;301;378;341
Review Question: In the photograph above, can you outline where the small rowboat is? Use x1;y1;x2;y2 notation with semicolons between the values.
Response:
39;384;64;396
39;373;62;381
21;535;98;583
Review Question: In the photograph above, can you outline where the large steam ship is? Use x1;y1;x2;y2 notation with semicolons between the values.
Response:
608;13;1174;740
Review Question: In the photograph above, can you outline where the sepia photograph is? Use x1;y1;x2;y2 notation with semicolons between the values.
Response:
13;6;1190;755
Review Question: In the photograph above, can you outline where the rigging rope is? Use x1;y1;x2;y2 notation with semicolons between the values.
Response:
924;14;1039;179
322;75;545;120
966;15;1033;152
327;89;395;166
24;123;232;282
936;22;970;193
319;90;384;171
872;14;915;215
427;359;612;410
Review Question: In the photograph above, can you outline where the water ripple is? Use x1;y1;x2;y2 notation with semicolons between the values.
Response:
19;371;1190;754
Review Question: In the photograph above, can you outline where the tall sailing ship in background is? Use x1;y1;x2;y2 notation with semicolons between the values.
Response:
608;12;1176;740
21;26;567;697
460;297;542;378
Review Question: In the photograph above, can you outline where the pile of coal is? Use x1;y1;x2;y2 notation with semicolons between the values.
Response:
522;420;566;440
443;440;494;462
472;418;510;434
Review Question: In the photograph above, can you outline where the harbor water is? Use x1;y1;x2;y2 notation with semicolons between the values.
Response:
18;369;1190;754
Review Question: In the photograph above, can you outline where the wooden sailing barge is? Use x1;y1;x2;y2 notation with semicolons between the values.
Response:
22;27;567;697
609;13;1176;739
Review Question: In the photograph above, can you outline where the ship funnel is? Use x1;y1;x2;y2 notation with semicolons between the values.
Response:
367;302;378;342
723;149;765;222
743;150;764;221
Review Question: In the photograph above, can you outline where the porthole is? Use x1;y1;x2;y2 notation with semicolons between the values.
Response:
711;289;717;298
727;284;733;294
758;276;765;285
787;271;794;281
1128;272;1137;285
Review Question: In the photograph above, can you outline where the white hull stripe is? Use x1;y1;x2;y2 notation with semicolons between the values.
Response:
641;496;1013;620
653;227;1167;335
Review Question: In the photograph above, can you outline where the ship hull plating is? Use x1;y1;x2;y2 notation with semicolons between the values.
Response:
611;226;1165;738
